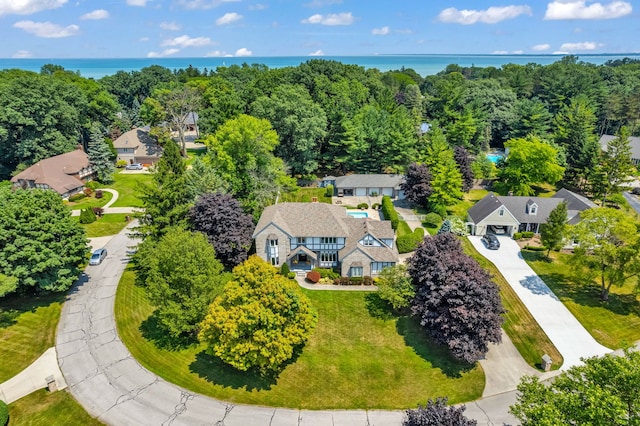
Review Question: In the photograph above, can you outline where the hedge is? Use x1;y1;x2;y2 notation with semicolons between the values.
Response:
381;195;399;230
68;192;86;202
0;399;8;426
423;212;442;227
79;207;97;224
333;276;374;285
357;203;369;209
524;245;547;251
312;268;340;280
513;231;535;240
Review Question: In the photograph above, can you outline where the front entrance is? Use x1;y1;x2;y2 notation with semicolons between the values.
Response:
291;253;313;270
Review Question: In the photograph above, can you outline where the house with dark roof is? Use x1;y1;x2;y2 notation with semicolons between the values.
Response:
10;149;94;198
467;189;596;236
253;202;399;277
321;174;405;198
598;134;640;166
113;127;162;165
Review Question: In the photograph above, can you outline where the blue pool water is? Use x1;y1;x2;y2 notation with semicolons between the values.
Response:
347;211;369;219
487;154;504;164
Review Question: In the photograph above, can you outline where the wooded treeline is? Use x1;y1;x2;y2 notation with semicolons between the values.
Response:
2;55;639;187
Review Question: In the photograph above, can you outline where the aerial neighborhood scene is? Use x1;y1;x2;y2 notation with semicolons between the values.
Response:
2;1;640;425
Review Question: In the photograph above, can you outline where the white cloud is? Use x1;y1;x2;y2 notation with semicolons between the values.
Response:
0;0;67;16
160;21;181;31
305;0;342;7
544;1;632;20
559;41;604;50
438;5;532;24
309;49;325;56
127;0;149;6
178;0;240;10
216;12;242;25
147;48;180;57
12;50;32;58
235;47;252;56
532;43;551;51
161;35;213;47
249;3;267;10
302;12;354;25
80;9;109;20
371;26;390;35
13;20;80;38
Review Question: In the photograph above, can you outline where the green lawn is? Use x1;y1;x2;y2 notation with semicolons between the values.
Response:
461;239;563;370
101;173;153;207
446;189;489;218
0;293;64;382
77;214;130;238
524;251;640;349
8;389;103;426
279;187;332;204
185;147;207;167
116;268;484;409
65;191;113;210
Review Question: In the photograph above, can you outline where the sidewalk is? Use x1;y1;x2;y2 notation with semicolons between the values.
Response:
0;347;66;404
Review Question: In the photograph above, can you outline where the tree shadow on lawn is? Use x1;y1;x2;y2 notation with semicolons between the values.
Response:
139;312;198;351
0;291;65;329
395;316;476;379
188;348;301;392
364;292;397;320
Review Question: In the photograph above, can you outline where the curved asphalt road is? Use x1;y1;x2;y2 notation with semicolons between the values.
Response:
56;223;526;425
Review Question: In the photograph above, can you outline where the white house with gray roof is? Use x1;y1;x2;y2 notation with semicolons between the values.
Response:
467;188;596;236
253;202;399;277
321;174;405;198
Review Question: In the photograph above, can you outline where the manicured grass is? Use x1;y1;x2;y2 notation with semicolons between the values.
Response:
185;147;207;167
65;191;113;210
116;268;484;409
8;389;102;425
446;189;489;218
0;293;64;382
523;251;640;349
101;173;153;207
279;187;332;204
461;239;563;370
76;214;130;238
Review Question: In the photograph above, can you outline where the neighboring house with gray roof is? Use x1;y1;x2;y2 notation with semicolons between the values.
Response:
599;134;640;166
323;174;405;198
113;127;162;165
253;202;399;277
11;148;94;198
467;189;595;236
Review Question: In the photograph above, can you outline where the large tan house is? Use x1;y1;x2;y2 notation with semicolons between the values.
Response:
253;202;399;277
113;127;162;165
11;149;94;198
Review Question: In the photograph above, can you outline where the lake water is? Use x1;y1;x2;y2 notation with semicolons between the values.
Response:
1;53;639;79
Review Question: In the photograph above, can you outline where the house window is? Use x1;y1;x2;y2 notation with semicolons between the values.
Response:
349;267;363;277
321;237;337;244
529;204;538;215
268;239;279;265
371;262;395;274
499;208;505;216
320;252;337;262
361;235;375;246
297;237;306;245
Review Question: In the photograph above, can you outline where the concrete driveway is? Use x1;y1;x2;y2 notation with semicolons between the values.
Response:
468;236;611;369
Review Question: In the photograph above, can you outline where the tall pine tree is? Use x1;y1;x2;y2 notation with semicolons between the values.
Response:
540;201;568;257
87;123;115;184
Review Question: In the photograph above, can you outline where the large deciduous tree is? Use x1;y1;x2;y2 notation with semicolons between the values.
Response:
376;264;415;312
407;233;504;363
569;207;640;301
0;187;88;297
135;229;227;339
251;84;327;175
510;349;640;426
203;114;296;217
498;136;565;196
400;162;432;209
199;256;318;375
189;192;255;269
540;201;568;257
404;398;477;426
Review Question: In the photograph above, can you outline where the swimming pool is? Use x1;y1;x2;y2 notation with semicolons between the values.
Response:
347;211;369;219
486;153;504;164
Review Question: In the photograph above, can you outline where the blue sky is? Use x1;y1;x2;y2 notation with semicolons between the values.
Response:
0;0;638;58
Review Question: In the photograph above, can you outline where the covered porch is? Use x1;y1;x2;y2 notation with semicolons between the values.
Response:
287;246;318;271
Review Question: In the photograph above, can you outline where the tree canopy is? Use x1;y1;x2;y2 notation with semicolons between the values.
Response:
198;256;317;375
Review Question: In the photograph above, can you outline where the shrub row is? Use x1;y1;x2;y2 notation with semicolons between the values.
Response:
357;202;368;209
312;267;340;280
333;276;374;286
513;231;535;240
524;245;547;251
381;195;399;230
68;192;86;202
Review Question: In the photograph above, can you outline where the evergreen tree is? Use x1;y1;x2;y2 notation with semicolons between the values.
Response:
454;146;474;192
437;219;452;234
422;129;463;208
590;126;635;206
87;123;115;184
540;201;568;257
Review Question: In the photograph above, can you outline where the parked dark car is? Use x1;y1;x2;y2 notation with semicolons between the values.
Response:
631;187;640;196
481;234;500;250
125;163;143;170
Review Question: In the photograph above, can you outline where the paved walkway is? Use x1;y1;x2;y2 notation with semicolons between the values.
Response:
0;347;67;404
468;235;612;369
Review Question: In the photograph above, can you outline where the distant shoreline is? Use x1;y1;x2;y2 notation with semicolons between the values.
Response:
2;53;639;79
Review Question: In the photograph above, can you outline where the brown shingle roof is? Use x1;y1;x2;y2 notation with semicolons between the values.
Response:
11;149;90;195
113;128;163;158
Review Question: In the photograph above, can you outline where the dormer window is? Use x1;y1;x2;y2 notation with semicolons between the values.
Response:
527;202;538;215
361;235;375;246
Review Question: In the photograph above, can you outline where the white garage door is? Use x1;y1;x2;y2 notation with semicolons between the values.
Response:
355;188;367;196
381;188;393;196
